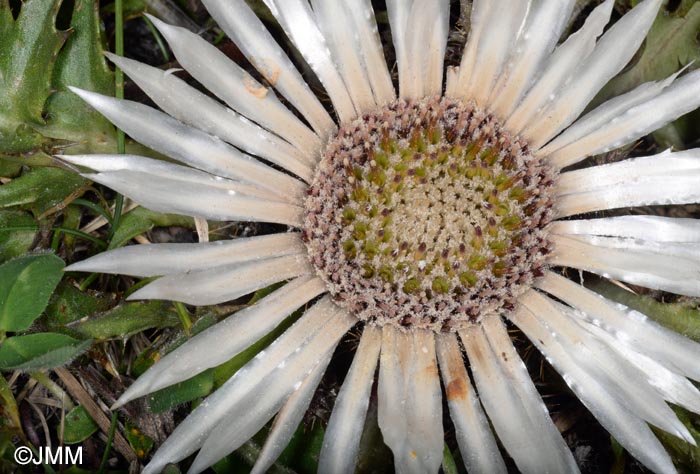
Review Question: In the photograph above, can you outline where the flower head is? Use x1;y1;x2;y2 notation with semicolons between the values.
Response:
64;0;700;473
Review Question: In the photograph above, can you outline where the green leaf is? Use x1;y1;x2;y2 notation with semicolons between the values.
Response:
0;253;64;332
131;346;162;379
585;278;700;341
211;454;248;474
610;436;627;474
0;157;23;178
62;405;98;444
0;0;69;152
597;1;700;103
147;369;214;413
0;333;91;370
653;406;700;473
124;420;155;459
248;282;285;306
160;466;182;474
0;167;87;217
0;210;36;263
0;0;120;154
40;0;116;153
58;203;83;252
109;207;195;249
69;301;179;340
0;376;21;433
278;423;325;474
355;400;393;474
42;281;115;327
441;444;459;474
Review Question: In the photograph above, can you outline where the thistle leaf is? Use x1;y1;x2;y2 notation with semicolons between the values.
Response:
40;0;116;152
0;0;114;153
0;0;69;152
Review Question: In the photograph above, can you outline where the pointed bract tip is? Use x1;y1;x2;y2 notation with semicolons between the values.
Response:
635;0;663;14
124;292;142;302
64;259;103;274
52;154;74;169
142;462;164;474
109;401;123;410
125;288;160;302
144;13;168;32
110;391;135;410
54;154;86;165
598;0;614;15
67;86;101;104
63;262;83;273
104;53;133;73
682;428;697;447
103;51;119;62
186;456;208;474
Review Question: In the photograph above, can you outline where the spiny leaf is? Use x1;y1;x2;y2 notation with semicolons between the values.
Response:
0;167;88;217
68;301;179;340
40;0;116;153
42;281;115;327
0;0;119;155
0;0;69;152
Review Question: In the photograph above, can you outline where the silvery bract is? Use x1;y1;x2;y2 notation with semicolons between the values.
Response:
63;1;700;473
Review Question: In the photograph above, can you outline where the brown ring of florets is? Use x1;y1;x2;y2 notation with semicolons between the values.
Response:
303;97;555;332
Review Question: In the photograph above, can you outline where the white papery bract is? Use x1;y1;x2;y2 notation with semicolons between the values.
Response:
63;1;700;473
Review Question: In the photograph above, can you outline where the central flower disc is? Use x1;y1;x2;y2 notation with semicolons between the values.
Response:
304;97;555;332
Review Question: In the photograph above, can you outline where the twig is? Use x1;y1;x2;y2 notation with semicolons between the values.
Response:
30;370;75;412
54;367;137;464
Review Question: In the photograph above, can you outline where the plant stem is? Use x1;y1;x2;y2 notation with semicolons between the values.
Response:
109;0;126;241
72;198;113;223
98;412;119;473
174;302;193;336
